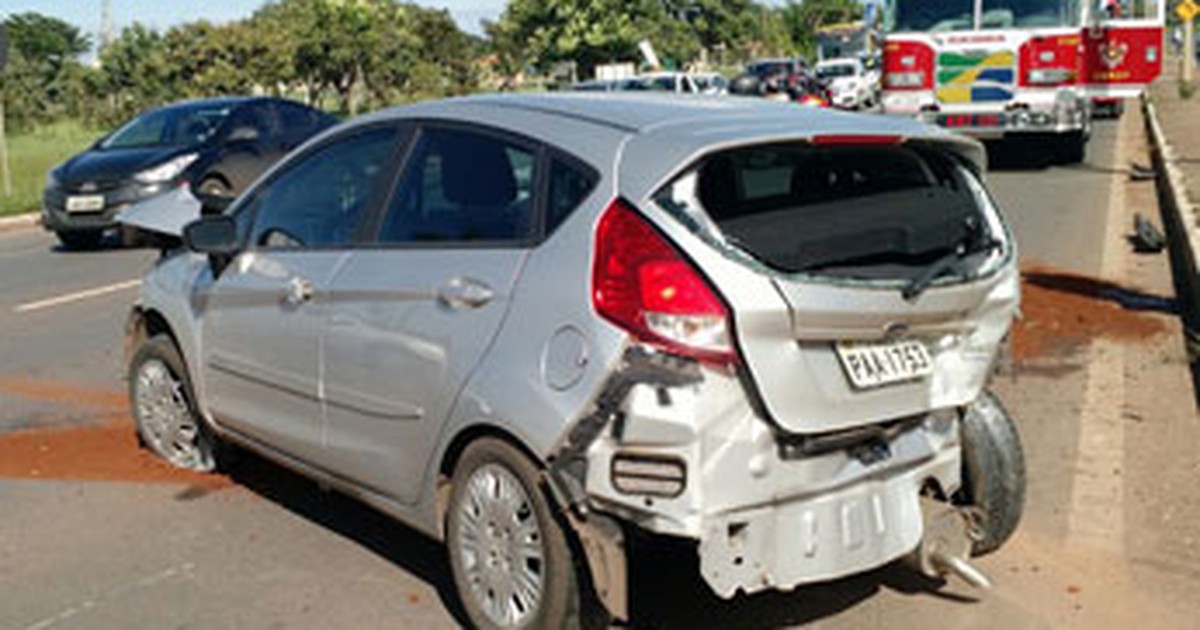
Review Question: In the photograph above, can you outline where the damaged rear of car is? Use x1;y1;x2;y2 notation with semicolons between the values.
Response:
128;94;1024;630
550;112;1023;616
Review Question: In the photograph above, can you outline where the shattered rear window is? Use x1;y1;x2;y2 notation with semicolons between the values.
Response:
656;143;996;281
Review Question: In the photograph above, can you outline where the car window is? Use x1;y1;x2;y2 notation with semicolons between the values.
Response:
275;102;327;145
244;128;397;249
378;128;536;245
546;158;596;235
225;104;275;141
101;104;232;149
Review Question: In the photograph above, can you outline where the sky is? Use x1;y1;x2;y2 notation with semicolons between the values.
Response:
1;0;507;38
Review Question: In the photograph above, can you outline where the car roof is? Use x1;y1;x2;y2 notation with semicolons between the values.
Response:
345;92;985;199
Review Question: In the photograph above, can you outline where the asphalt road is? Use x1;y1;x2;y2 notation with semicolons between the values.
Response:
1;112;1197;629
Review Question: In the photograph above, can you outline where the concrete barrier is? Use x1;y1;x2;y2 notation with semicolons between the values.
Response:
1144;95;1200;358
0;212;39;233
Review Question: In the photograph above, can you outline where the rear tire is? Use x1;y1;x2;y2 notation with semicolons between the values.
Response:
446;438;599;630
955;391;1026;556
56;230;102;250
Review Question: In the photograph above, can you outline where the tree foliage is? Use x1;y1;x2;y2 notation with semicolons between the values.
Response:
2;0;860;132
780;0;863;60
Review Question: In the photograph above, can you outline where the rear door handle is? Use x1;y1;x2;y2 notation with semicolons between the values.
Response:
437;277;494;309
283;276;315;307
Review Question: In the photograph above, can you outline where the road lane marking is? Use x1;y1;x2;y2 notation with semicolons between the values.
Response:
13;279;141;314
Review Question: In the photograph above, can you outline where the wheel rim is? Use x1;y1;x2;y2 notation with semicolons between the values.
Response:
134;358;211;471
454;463;546;628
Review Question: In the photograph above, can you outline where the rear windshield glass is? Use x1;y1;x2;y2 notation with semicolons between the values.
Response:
657;144;990;280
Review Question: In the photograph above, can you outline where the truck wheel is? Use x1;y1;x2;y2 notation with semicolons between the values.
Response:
1057;132;1087;165
955;391;1026;556
446;438;600;630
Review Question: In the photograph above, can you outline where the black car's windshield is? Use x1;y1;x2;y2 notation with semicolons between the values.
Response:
101;104;233;150
981;0;1081;28
885;0;976;32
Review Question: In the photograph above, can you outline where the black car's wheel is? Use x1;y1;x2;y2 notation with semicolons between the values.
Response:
1056;131;1088;165
197;175;233;199
447;438;598;630
128;334;218;472
56;230;102;250
118;223;144;248
955;391;1026;556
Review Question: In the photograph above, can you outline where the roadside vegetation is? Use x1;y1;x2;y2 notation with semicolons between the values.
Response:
0;122;101;217
0;0;860;215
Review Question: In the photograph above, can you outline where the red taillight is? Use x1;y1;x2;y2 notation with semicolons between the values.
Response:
883;40;934;91
592;199;735;364
1019;35;1081;87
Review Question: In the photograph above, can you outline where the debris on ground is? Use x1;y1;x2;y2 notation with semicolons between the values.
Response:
1131;213;1167;253
1012;265;1169;362
0;378;230;489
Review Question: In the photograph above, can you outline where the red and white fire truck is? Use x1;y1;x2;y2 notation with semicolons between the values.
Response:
880;0;1164;162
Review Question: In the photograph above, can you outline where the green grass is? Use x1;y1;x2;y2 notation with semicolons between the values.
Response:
0;121;103;217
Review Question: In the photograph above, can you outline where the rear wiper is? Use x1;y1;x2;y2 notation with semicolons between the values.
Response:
901;218;1000;301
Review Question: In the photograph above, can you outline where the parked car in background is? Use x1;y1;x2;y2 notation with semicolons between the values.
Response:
691;72;729;94
568;78;621;92
815;56;879;110
128;92;1025;629
42;96;335;249
616;72;702;93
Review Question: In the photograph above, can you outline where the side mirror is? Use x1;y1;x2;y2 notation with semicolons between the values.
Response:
228;126;260;143
196;191;233;217
183;215;239;256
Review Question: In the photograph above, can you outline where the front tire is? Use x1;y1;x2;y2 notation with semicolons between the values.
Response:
446;438;592;630
955;391;1026;556
129;334;217;472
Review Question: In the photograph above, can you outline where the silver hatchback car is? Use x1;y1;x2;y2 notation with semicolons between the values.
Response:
126;93;1024;629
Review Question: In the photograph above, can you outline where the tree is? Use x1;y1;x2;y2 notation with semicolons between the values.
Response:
5;13;90;70
1;13;93;130
779;0;862;60
488;0;697;77
98;23;173;124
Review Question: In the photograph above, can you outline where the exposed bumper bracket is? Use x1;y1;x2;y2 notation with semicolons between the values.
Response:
907;496;992;589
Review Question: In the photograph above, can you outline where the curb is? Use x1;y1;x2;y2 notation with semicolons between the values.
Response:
0;212;40;233
1143;94;1200;348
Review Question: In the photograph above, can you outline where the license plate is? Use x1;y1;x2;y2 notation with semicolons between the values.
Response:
835;339;933;390
937;114;1005;128
65;195;105;213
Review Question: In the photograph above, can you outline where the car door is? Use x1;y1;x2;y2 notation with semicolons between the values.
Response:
201;126;400;463
320;124;540;502
1082;0;1165;98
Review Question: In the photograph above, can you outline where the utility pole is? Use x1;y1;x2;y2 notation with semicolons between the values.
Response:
100;0;113;53
0;22;10;198
1179;0;1198;85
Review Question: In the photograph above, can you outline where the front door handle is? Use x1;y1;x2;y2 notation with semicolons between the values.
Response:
437;277;495;309
283;276;315;307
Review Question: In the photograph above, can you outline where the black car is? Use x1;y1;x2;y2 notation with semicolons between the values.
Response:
43;96;336;249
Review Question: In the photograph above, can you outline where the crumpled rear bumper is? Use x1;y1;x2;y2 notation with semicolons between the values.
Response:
697;438;958;597
573;354;963;598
